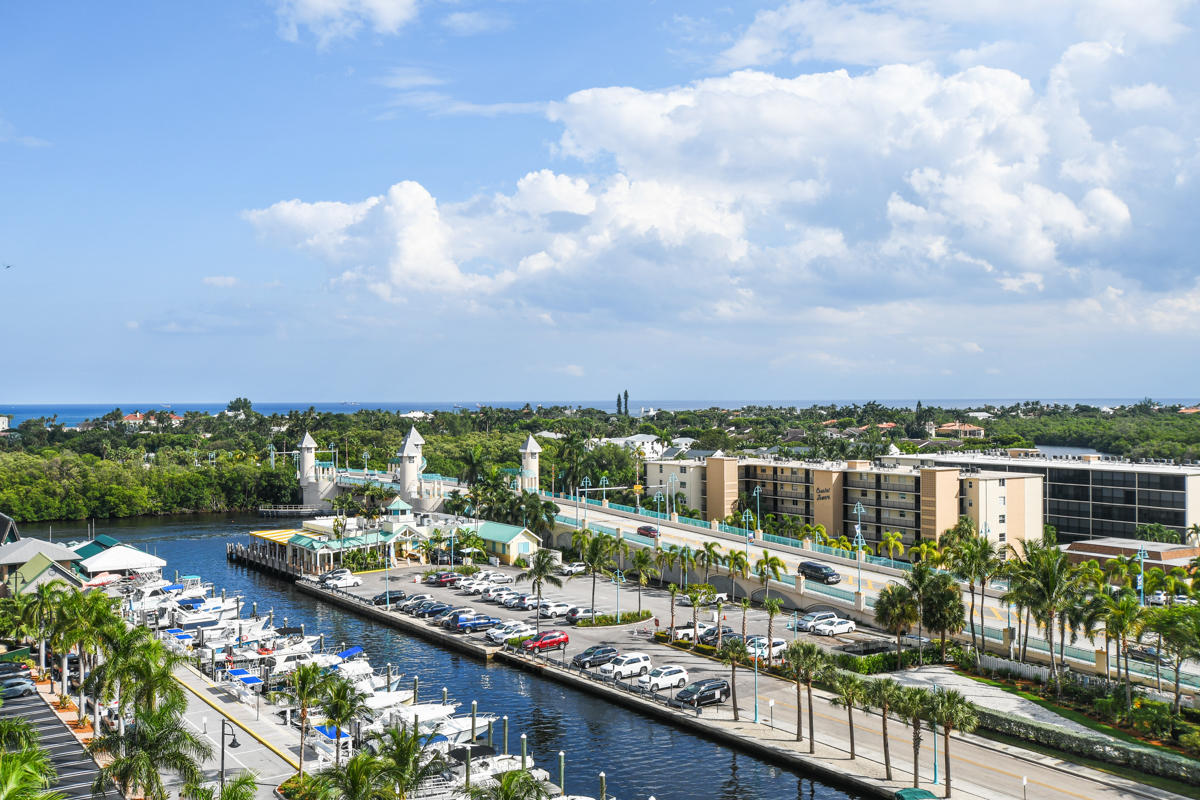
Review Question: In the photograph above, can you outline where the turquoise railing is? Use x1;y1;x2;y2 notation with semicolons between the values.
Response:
763;532;803;549
554;514;579;527
592;523;618;536
624;532;656;547
639;509;668;520
585;498;603;507
718;523;748;537
608;502;636;513
679;516;710;530
805;582;856;603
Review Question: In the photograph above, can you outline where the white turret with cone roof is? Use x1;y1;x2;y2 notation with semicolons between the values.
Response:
519;434;541;492
298;432;317;487
396;425;425;502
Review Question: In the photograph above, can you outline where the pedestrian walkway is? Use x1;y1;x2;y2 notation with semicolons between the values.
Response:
173;664;301;800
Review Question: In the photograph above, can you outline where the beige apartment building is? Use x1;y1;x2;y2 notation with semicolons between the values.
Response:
645;456;1043;551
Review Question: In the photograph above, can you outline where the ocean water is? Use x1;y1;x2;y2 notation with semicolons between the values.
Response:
20;514;862;800
3;398;1195;428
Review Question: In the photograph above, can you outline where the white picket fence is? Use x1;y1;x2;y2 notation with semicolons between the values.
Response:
979;654;1050;682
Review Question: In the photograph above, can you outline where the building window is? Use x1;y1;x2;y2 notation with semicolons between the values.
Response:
999;479;1006;486
680;481;687;488
681;466;688;474
658;465;663;473
899;493;907;499
968;481;973;488
792;499;798;506
998;514;1006;523
998;496;1006;506
860;490;868;497
899;511;906;517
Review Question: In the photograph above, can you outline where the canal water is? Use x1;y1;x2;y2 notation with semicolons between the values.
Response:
24;514;864;800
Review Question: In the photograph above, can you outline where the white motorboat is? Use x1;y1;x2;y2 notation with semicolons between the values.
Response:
430;713;497;744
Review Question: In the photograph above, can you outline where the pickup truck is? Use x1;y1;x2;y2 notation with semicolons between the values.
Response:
667;622;713;641
456;615;503;633
678;592;728;607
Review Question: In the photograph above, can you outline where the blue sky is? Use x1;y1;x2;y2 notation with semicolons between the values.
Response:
2;1;1199;403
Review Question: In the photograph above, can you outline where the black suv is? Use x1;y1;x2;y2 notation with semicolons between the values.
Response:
698;626;735;646
372;590;407;606
798;561;841;585
672;678;731;707
572;645;620;669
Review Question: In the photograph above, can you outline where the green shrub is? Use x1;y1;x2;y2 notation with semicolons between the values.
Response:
513;557;529;568
1129;699;1175;739
1093;696;1125;725
693;643;717;657
574;610;652;628
653;632;668;643
1180;729;1200;757
507;635;533;647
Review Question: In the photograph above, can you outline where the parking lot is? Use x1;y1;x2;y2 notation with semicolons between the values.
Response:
0;690;119;800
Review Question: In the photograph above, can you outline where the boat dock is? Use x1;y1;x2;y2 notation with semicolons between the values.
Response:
257;505;325;517
226;541;302;578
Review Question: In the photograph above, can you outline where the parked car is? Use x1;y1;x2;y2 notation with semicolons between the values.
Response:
0;661;32;679
1128;645;1172;667
792;611;838;632
521;630;569;652
409;599;442;616
559;562;587;576
698;626;736;646
433;551;465;565
483;586;514;602
572;645;620;669
599;652;652;679
487;622;534;644
566;607;601;624
746;636;787;660
466;582;494;596
50;654;81;682
670;678;730;707
434;606;475;624
813;618;856;636
415;602;453;619
372;590;407;606
318;568;352;583
797;561;841;584
441;610;478;629
427;572;461;587
504;593;534;609
638;664;689;691
540;602;573;618
667;622;712;642
489;573;514;585
399;594;433;611
636;525;659;538
0;677;35;699
325;574;363;589
457;615;502;633
678;591;728;607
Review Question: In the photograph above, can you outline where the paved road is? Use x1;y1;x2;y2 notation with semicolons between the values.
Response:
349;564;1189;800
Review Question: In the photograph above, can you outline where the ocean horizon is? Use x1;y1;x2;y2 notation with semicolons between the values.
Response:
2;397;1197;428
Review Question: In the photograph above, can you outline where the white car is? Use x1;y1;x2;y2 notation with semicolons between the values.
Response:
746;636;787;659
482;586;512;601
489;573;514;585
791;611;837;632
489;589;519;603
638;665;689;692
487;622;534;644
466;582;495;595
325;574;363;589
319;568;352;583
812;618;856;636
599;652;652;679
559;562;587;576
667;622;713;641
540;601;573;618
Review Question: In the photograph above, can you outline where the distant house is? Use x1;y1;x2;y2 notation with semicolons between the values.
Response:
0;415;8;432
594;433;664;459
0;537;83;597
473;522;540;566
966;411;994;420
123;411;183;428
1179;407;1200;415
934;421;986;439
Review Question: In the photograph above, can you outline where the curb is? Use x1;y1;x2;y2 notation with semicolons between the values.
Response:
174;666;300;770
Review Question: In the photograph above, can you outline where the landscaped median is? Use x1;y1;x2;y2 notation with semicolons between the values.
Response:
574;609;652;628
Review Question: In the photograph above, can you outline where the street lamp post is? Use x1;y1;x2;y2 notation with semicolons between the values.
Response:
581;476;592;530
852;531;866;589
667;473;679;517
751;485;762;533
1137;544;1148;606
599;475;609;502
852;501;865;541
219;719;240;788
654;491;664;520
613;569;625;621
741;509;754;563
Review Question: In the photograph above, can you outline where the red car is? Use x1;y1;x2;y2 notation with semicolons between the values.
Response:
521;630;569;652
636;525;658;538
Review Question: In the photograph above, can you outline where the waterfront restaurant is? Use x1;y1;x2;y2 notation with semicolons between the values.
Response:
246;522;419;576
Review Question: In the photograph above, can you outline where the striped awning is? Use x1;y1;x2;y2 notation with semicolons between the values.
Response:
250;529;301;544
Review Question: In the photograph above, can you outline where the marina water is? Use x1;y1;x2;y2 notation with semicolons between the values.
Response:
25;513;863;800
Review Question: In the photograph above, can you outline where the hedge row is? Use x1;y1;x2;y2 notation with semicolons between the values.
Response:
574;610;652;628
975;707;1200;784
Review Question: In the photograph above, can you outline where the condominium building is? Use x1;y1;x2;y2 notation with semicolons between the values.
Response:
880;450;1200;543
645;456;1044;550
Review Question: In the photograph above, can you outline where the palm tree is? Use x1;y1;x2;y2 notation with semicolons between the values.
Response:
783;641;827;753
719;639;750;723
1103;590;1145;711
371;724;447;800
922;573;966;662
864;678;902;781
516;549;563;635
0;746;62;800
24;581;66;677
697;541;724;584
762;598;783;662
874;584;918;667
0;702;37;750
575;534;616;624
829;673;866;759
904;563;934;666
315;752;390;800
881;530;904;566
666;584;680;636
87;624;152;736
908;540;940;566
320;677;371;767
465;769;552;800
127;639;187;713
1145;605;1200;713
753;550;785;601
673;545;697;589
459;445;487;486
183;770;259;800
726;550;749;602
737;598;751;641
90;698;212;800
653;547;676;588
928;689;979;799
895;686;929;789
1019;542;1078;692
629;549;659;615
270;663;332;778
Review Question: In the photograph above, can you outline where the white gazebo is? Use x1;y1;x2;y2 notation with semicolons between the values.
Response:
78;544;166;576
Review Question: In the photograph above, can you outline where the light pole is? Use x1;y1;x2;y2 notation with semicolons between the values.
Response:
654;491;664;519
1137;544;1148;606
852;531;866;589
741;509;754;564
599;475;609;502
363;449;369;474
768;698;775;728
219;719;240;788
581;476;592;530
667;473;679;517
751;485;762;534
613;569;625;621
852;501;865;541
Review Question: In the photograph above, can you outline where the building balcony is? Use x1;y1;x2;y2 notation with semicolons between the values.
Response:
879;514;919;529
880;481;918;493
880;498;917;510
845;479;875;490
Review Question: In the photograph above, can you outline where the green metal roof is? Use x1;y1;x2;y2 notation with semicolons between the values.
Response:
387;497;412;511
286;529;404;552
71;534;122;561
474;522;535;544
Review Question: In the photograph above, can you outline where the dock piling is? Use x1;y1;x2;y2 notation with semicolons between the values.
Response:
471;700;477;739
559;751;565;795
599;771;606;800
487;720;493;747
503;716;508;754
413;675;419;703
521;733;527;770
442;687;448;704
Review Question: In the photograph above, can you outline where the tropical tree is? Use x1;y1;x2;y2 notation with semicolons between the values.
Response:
685;584;716;639
874;584;919;666
928;690;979;799
725;550;750;602
183;771;259;800
1145;605;1200;713
904;563;934;666
90;698;211;800
126;638;188;713
753;550;785;601
666;584;680;636
948;533;1000;659
719;639;750;723
1102;590;1145;711
653;547;676;588
738;598;751;640
370;724;448;800
864;679;902;781
829;673;867;759
0;704;36;750
697;541;724;584
908;540;941;566
921;573;966;662
23;581;66;677
895;686;929;789
516;549;563;635
0;747;63;800
629;548;659;615
313;752;390;800
86;624;152;737
881;531;905;565
762;598;783;660
674;545;697;589
270;663;332;778
465;768;552;800
783;641;827;753
320;677;371;767
575;533;617;623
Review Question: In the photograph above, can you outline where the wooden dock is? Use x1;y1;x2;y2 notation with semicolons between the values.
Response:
227;541;302;578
